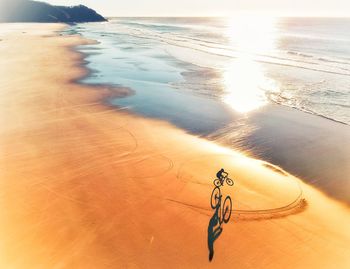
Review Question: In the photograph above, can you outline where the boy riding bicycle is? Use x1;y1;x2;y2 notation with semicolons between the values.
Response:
216;168;228;184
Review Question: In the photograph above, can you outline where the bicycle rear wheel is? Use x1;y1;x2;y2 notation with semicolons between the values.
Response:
213;179;221;187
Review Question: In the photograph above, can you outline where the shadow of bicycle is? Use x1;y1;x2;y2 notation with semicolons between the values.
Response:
207;185;232;262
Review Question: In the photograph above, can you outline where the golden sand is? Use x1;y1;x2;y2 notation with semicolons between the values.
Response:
0;24;349;268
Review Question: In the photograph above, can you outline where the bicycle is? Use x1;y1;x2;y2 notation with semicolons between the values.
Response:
213;174;234;187
210;186;232;224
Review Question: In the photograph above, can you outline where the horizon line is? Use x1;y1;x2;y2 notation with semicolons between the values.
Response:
104;15;350;18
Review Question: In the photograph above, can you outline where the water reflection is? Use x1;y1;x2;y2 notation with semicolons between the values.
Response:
223;16;279;113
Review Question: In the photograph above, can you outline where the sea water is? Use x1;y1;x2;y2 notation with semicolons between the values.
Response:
68;17;350;132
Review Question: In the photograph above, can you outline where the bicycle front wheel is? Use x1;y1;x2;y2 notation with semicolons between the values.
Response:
226;178;234;186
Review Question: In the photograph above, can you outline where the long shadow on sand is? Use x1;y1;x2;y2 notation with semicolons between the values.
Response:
207;186;232;262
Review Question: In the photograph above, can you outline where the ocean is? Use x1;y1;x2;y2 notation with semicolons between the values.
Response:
66;17;350;132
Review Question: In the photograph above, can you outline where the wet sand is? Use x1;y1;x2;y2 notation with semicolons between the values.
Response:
0;24;349;268
210;104;350;204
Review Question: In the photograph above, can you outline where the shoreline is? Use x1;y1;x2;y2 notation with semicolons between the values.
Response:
71;25;350;205
0;23;350;268
210;103;350;205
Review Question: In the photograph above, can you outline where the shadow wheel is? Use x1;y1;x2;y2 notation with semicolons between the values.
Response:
210;187;221;209
222;196;232;223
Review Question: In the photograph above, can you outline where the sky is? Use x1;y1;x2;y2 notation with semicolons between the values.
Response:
42;0;350;17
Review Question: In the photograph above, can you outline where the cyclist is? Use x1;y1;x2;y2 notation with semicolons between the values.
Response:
216;168;228;184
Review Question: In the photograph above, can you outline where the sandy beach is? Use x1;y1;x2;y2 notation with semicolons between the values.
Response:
0;23;349;268
210;103;350;204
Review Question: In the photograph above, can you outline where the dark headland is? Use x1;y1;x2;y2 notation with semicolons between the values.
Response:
0;0;107;23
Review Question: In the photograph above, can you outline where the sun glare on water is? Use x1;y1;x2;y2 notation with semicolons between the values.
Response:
223;16;279;113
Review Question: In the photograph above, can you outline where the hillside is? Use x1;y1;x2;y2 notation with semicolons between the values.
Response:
0;0;107;23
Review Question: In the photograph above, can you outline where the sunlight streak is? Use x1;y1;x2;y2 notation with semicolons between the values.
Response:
222;16;279;113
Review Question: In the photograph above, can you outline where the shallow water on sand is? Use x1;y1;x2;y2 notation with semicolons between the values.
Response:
69;17;350;129
64;18;350;204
